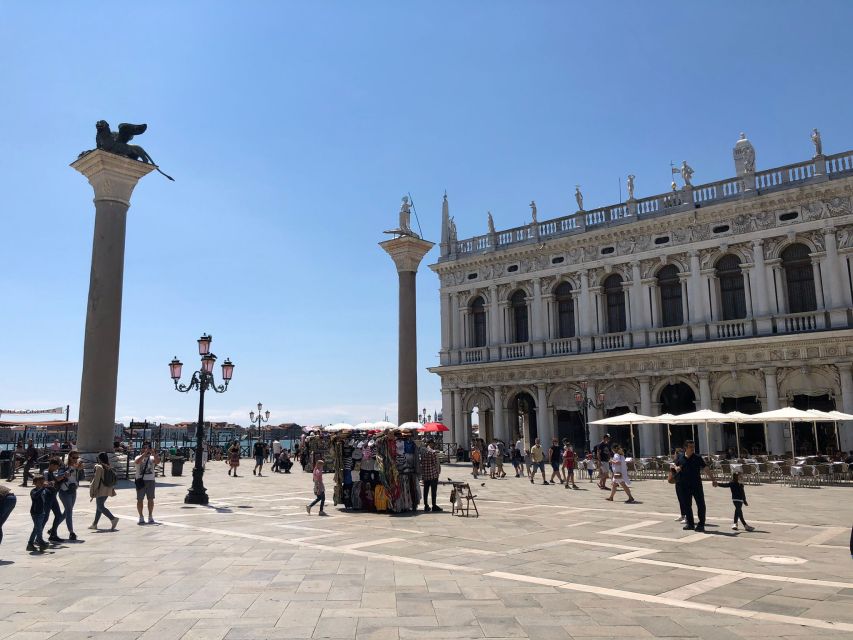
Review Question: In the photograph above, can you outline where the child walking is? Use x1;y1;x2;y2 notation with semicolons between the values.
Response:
27;475;50;552
306;459;326;516
716;472;754;531
584;453;596;482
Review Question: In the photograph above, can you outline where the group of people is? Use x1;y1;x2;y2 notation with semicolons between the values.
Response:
0;441;164;553
224;440;296;477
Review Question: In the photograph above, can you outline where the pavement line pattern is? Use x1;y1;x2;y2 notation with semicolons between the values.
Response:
656;573;744;600
342;537;405;549
799;526;848;546
600;519;712;544
484;570;853;633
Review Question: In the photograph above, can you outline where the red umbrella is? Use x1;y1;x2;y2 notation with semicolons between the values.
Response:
419;422;449;433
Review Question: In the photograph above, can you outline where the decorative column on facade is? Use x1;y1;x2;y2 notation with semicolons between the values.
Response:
811;258;826;311
639;377;658;455
836;363;853;451
697;372;715;453
488;284;500;360
531;277;545;356
762;367;785;455
751;240;772;334
493;386;507;442
769;261;784;314
452;389;465;447
824;228;851;326
536;383;552;444
591;287;604;335
741;263;755;320
629;261;647;347
451;292;462;363
642;278;657;327
689;251;707;341
587;381;602;443
439;291;451;365
441;388;453;440
579;270;593;351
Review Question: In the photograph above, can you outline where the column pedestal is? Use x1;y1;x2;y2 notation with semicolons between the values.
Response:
71;150;154;457
379;234;434;424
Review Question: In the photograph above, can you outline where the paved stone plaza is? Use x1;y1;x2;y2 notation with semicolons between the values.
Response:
1;465;851;640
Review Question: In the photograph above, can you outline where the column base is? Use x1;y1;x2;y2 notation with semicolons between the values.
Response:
755;317;773;335
828;308;849;329
690;324;708;342
184;467;209;505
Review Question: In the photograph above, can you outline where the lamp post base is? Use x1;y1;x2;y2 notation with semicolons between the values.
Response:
184;467;209;505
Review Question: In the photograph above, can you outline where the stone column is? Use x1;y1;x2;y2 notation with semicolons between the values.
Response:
450;292;461;363
379;234;435;424
836;363;853;451
587;381;602;443
441;388;453;438
629;261;647;346
639;377;657;456
452;389;465;446
493;387;507;442
536;383;552;444
762;367;785;455
531;277;544;356
579;270;592;350
698;372;714;454
71;150;154;456
689;252;707;341
751;240;772;334
439;292;451;365
488;284;500;360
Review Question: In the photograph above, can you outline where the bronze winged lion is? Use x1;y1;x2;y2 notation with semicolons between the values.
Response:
93;120;174;181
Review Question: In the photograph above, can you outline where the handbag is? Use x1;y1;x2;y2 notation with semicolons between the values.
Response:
667;468;677;484
135;456;150;489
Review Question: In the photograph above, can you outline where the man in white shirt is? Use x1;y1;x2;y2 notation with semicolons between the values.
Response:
134;442;160;525
271;439;282;472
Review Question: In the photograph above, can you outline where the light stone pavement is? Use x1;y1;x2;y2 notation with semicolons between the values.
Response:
1;462;852;640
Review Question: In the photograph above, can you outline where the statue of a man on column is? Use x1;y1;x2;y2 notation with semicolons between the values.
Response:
399;196;415;236
529;200;537;225
626;174;635;200
487;211;495;235
680;161;694;187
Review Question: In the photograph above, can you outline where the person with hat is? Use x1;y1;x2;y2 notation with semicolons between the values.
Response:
593;434;612;490
419;440;442;512
134;441;160;525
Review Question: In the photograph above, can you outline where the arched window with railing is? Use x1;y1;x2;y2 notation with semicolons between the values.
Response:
716;254;746;320
510;290;529;343
781;243;817;313
470;296;487;347
554;282;575;338
657;265;683;327
604;275;626;333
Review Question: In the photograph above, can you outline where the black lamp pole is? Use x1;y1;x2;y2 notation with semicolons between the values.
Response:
575;381;605;453
170;334;234;505
250;403;270;445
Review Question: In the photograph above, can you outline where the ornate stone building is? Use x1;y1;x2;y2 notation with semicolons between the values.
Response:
428;133;853;456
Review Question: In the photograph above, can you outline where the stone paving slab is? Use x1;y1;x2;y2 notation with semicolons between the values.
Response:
1;463;852;639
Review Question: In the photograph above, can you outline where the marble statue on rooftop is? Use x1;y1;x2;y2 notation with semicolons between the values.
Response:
529;200;537;224
812;128;823;157
487;211;495;235
626;174;635;200
448;216;457;245
575;186;584;211
680;161;694;187
399;196;414;236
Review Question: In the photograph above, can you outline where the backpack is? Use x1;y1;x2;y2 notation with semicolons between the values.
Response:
101;465;117;487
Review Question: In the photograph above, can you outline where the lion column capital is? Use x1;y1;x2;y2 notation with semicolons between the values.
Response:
72;149;155;207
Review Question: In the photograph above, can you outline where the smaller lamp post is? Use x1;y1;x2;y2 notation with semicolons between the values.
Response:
170;333;234;505
575;381;605;452
249;402;271;444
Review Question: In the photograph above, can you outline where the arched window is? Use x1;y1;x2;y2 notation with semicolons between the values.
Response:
470;296;487;347
657;265;683;327
781;243;817;313
554;282;575;338
716;254;746;320
604;275;626;333
510;290;529;343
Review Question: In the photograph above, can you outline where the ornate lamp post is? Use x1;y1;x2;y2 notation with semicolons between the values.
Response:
170;333;234;505
249;402;270;443
575;381;605;452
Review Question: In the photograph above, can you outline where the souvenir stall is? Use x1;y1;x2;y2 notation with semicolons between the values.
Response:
301;430;332;472
331;428;422;513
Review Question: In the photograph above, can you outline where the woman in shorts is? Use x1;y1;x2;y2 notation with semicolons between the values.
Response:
606;445;636;503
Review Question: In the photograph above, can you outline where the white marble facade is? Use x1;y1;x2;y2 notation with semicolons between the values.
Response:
429;134;853;456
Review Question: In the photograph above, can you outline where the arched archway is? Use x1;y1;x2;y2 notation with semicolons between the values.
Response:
507;391;537;448
659;382;696;453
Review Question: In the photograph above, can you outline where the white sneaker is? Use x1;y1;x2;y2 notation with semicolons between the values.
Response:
745;525;754;532
731;524;738;530
110;517;120;531
676;516;685;522
88;523;98;530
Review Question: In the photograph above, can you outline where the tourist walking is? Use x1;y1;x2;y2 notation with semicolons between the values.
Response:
134;442;160;525
563;442;579;489
252;440;266;476
548;438;564;484
584;453;596;482
271;439;282;472
606;445;636;503
27;475;50;552
529;439;547;485
716;472;754;531
55;451;82;541
510;445;523;477
20;439;37;487
420;441;442;512
0;484;16;546
673;440;716;532
470;446;481;479
487;440;497;479
44;457;67;542
227;441;241;476
670;447;687;523
594;434;612;490
306;459;326;515
496;440;506;478
89;452;119;531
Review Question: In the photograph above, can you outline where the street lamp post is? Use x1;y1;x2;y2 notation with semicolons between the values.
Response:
249;402;270;444
170;333;235;505
575;381;606;453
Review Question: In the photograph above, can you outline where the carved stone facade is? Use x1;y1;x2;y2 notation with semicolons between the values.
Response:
429;137;853;456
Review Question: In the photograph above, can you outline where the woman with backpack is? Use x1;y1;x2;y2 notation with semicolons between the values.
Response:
89;452;119;531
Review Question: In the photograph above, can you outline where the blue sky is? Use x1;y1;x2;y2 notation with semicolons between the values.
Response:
2;2;853;426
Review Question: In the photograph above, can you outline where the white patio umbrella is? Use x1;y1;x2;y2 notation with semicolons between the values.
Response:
371;421;397;431
352;422;374;432
805;409;847;455
325;422;354;432
663;409;729;457
739;407;815;457
398;421;422;431
722;411;753;459
589;412;654;459
826;410;853;452
654;414;678;456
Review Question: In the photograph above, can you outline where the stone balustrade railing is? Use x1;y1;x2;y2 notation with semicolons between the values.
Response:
444;150;853;261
